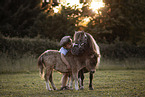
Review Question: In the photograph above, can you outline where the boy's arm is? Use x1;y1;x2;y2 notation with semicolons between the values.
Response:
61;53;70;67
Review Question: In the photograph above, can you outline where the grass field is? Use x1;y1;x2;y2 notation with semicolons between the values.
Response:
0;70;145;97
0;54;145;97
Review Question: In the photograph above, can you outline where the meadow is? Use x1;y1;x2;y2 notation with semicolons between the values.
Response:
0;55;145;97
0;37;145;96
0;70;145;97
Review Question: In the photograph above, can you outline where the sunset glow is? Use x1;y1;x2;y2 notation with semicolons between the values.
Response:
51;0;105;26
78;17;92;27
53;0;105;13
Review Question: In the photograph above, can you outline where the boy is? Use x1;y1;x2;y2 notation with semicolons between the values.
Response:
59;36;72;70
59;36;72;90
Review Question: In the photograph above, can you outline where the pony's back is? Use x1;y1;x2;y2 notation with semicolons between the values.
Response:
38;50;71;74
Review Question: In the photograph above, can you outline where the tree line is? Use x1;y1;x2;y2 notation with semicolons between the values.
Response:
0;0;145;45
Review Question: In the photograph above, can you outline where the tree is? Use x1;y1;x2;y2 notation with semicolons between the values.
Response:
30;5;81;40
87;0;145;44
0;0;41;37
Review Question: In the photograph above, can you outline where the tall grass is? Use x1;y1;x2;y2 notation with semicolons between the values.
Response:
0;53;38;73
100;58;145;70
0;53;145;73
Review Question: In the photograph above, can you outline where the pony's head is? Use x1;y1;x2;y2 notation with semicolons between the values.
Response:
74;31;100;55
71;31;88;55
74;31;87;44
73;31;101;68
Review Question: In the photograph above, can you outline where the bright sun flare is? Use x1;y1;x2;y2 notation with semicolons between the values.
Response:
52;0;105;26
53;0;105;13
90;0;105;14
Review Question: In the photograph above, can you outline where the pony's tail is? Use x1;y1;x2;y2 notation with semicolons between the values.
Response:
38;55;45;80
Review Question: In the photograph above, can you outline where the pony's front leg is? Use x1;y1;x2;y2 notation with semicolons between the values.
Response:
69;75;74;90
78;70;84;90
73;72;79;90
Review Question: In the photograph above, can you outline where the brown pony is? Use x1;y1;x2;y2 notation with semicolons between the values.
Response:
37;31;100;90
67;31;101;90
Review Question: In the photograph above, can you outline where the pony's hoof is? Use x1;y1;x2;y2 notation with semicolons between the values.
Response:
89;87;94;90
75;88;79;91
46;88;52;91
60;87;65;90
47;89;52;91
60;86;70;90
80;86;84;90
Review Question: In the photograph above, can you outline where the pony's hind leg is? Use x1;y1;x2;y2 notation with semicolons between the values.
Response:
89;72;94;90
49;71;57;90
45;68;52;91
45;81;51;91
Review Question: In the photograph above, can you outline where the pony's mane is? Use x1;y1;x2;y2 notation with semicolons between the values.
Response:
86;33;100;55
86;33;101;66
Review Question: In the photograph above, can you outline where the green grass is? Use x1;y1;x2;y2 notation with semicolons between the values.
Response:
0;53;145;96
0;53;38;73
0;52;145;73
100;58;145;70
0;70;145;97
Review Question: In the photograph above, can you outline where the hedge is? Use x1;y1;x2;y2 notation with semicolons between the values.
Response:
0;37;60;58
99;43;145;59
1;37;145;59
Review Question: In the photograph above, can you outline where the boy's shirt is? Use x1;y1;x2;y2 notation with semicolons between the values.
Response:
59;43;75;56
59;47;69;56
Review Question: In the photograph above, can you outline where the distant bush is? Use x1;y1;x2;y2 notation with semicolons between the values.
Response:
100;43;145;59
